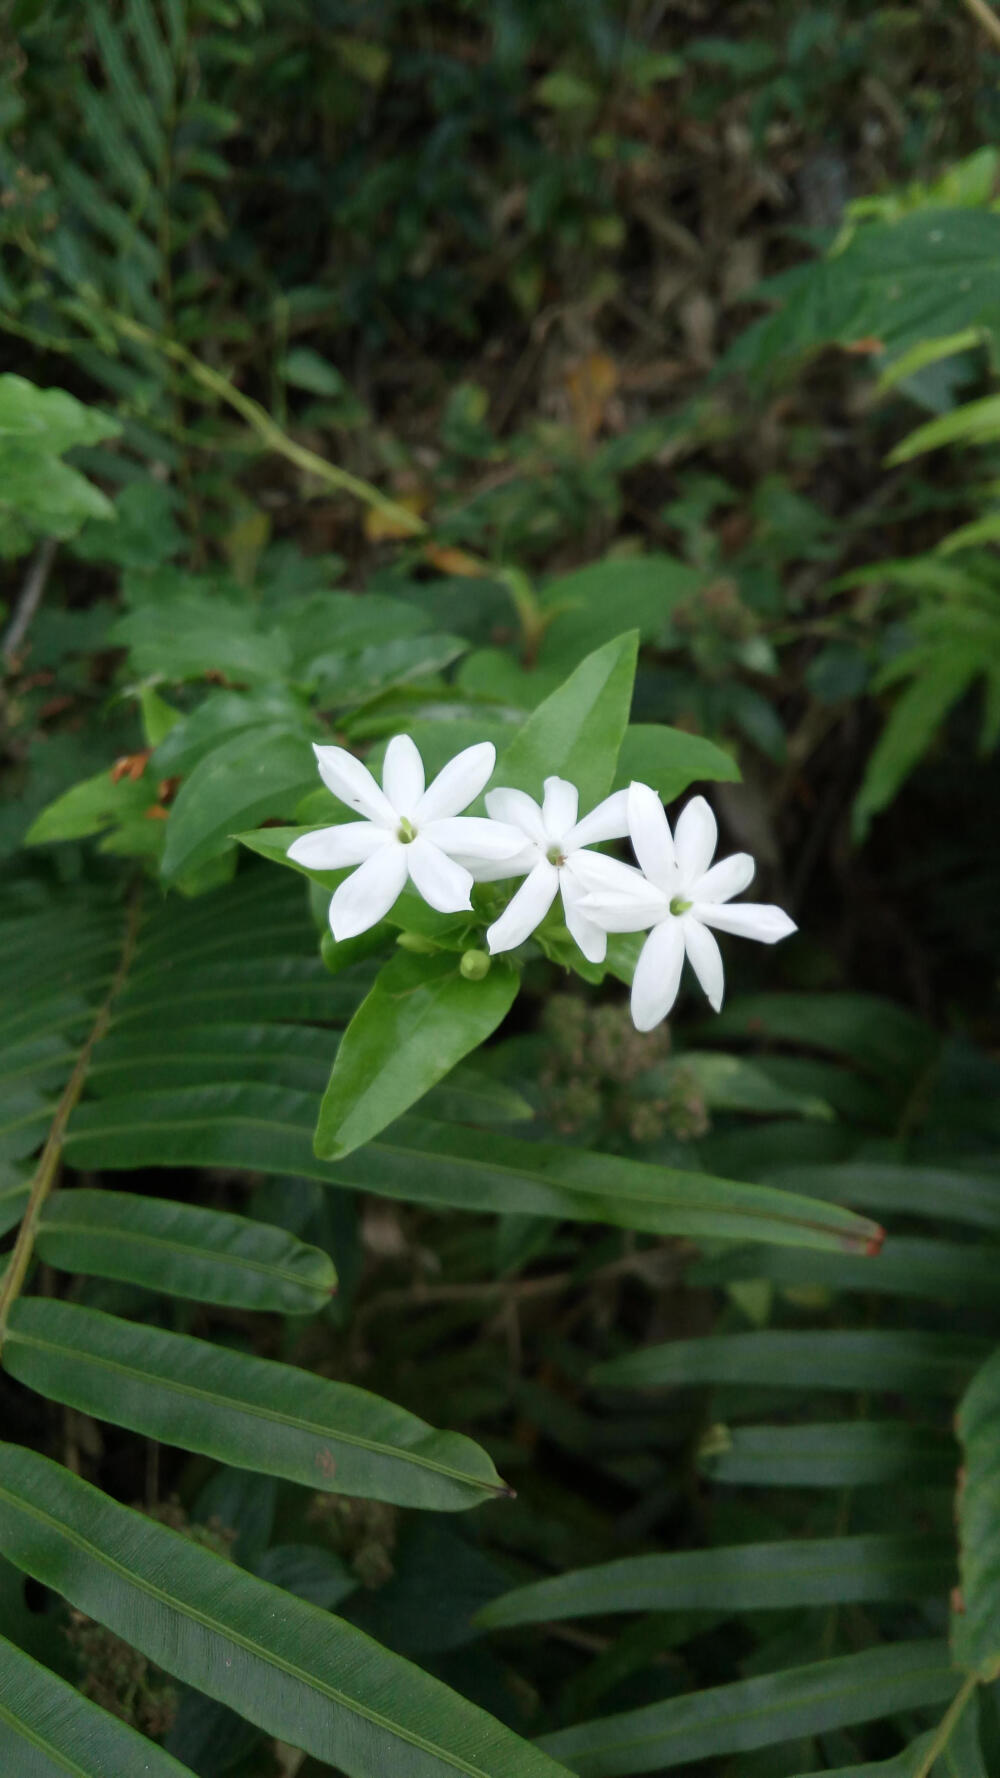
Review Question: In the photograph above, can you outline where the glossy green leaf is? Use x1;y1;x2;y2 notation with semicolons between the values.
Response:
4;1299;507;1511
698;1420;959;1489
25;768;156;845
0;1633;194;1778
478;1533;953;1629
613;724;739;801
593;1330;991;1394
0;1444;570;1778
35;1188;336;1314
161;726;318;882
495;631;639;808
65;1091;884;1252
539;1642;958;1776
315;951;520;1159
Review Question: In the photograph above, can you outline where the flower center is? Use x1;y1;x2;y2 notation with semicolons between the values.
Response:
546;845;565;867
397;817;417;844
669;896;692;916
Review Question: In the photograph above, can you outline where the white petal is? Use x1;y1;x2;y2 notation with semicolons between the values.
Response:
485;786;547;847
559;870;607;964
312;744;396;826
382;734;424;816
569;850;650;898
422;816;527;862
630;919;685;1033
455;846;538;883
542;776;579;843
693;852;755;904
486;861;559;954
578;891;667;934
674;796;717;886
329;845;408;940
693;901;798;945
287;823;390;871
415;741;496;824
564;788;630;850
406;837;474;914
682;915;725;1012
627;781;676;887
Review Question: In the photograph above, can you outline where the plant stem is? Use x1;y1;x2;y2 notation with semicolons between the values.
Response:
962;0;1000;52
107;310;429;538
0;891;142;1352
911;1670;980;1778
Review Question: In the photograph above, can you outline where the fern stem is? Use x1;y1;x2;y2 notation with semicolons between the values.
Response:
106;310;429;538
0;891;143;1353
911;1670;979;1778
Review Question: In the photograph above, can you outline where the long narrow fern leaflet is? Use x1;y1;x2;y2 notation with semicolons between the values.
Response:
0;1444;570;1778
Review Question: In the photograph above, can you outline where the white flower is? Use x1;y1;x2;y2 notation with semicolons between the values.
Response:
483;776;631;963
579;783;797;1031
288;736;525;941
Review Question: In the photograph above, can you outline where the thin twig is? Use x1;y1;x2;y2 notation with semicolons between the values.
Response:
0;890;142;1352
962;0;1000;52
2;537;58;666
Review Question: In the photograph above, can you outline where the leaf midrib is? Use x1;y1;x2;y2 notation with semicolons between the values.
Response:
7;1325;501;1493
0;1481;504;1778
36;1216;330;1297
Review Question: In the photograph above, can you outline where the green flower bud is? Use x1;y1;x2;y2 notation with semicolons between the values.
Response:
460;948;491;981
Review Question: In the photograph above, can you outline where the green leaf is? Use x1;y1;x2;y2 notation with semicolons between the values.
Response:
699;992;939;1086
24;768;155;846
0;375;120;452
0;1443;569;1778
887;393;1000;464
65;1092;884;1253
0;1633;194;1777
477;1533;953;1629
853;650;977;840
690;1233;1000;1307
539;1642;959;1776
819;1693;988;1775
35;1188;336;1314
161;726;318;882
613;725;740;802
954;1347;1000;1676
698;1420;959;1489
538;557;696;668
4;1299;508;1511
592;1330;991;1394
762;1163;1000;1233
315;951;520;1160
495;632;639;808
109;595;292;685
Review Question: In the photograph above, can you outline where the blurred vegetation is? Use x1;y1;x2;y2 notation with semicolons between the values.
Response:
2;3;1000;1775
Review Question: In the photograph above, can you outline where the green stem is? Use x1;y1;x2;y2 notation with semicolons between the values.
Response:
911;1671;980;1778
106;310;428;538
0;892;142;1353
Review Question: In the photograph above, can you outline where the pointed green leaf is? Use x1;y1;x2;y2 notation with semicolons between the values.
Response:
4;1299;507;1511
0;1633;194;1778
593;1330;991;1394
161;727;318;883
65;1090;884;1252
315;951;519;1160
36;1189;336;1314
539;1642;959;1776
478;1533;953;1629
698;1420;958;1489
495;631;639;807
613;725;739;801
0;1444;570;1778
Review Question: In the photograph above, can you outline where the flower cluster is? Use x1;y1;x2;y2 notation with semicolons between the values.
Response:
289;736;796;1030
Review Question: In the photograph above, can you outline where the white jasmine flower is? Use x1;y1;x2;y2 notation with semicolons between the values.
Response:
288;736;525;941
483;776;631;963
579;783;797;1031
